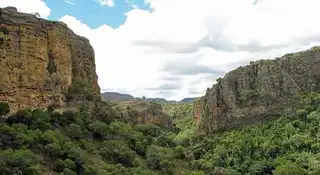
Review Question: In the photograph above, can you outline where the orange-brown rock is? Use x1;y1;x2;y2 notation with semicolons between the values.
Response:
120;101;173;129
0;7;100;113
194;46;320;134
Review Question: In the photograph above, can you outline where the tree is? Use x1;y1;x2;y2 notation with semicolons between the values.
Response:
0;102;10;115
146;145;174;170
273;164;306;175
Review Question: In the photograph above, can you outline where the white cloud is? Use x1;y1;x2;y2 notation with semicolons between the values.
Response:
60;0;320;100
96;0;115;7
125;0;139;9
64;0;76;5
2;0;320;101
0;0;51;18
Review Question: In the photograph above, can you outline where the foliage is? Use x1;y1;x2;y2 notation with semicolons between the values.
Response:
2;93;320;174
0;105;192;174
0;102;10;116
187;93;320;174
161;103;196;146
66;78;95;101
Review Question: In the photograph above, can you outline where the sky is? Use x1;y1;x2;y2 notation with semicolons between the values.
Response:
1;0;320;101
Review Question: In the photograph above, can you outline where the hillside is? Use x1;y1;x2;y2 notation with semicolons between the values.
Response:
189;93;320;174
180;98;198;103
101;92;135;101
101;92;198;103
101;92;167;102
2;93;320;174
194;46;320;134
0;101;193;175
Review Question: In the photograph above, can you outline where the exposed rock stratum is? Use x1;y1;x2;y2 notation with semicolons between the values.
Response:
118;101;173;129
0;7;100;113
194;47;320;133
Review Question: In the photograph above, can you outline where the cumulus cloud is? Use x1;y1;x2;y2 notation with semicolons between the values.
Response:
162;60;224;76
146;82;181;91
2;0;320;100
0;0;51;18
124;0;139;9
155;90;176;99
96;0;115;7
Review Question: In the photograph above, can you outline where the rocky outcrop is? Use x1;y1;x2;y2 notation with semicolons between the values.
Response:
0;7;100;113
121;101;173;129
194;46;320;133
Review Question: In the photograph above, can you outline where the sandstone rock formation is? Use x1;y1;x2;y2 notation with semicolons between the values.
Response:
0;7;100;113
120;101;173;129
194;46;320;133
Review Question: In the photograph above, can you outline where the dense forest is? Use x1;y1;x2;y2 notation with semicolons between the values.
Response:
0;101;194;175
1;93;320;175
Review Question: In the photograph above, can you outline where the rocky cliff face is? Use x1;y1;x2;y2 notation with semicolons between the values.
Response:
194;46;320;133
0;7;100;113
120;101;173;129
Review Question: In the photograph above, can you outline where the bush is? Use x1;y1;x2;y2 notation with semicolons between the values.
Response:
174;145;185;159
273;164;306;175
6;109;32;125
100;140;136;166
0;149;40;174
66;78;95;101
134;124;161;137
62;168;77;175
146;145;174;170
67;124;83;140
0;102;10;115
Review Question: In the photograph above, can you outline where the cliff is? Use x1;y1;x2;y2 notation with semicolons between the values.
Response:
0;7;100;113
119;101;173;129
194;46;320;133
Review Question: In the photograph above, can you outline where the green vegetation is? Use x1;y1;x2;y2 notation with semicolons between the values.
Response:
162;103;196;146
0;102;10;115
161;94;320;174
2;93;320;174
0;102;193;175
184;93;320;174
66;78;95;101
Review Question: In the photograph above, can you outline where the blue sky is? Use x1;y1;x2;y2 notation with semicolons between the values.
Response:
45;0;151;28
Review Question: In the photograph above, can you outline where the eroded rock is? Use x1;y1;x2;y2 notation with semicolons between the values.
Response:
121;101;173;129
194;46;320;133
0;7;100;113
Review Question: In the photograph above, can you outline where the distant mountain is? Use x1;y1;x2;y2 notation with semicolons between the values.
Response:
101;92;134;101
136;97;168;103
180;97;198;103
101;92;199;103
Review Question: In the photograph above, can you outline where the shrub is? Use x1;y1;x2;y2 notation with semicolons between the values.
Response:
146;145;174;170
66;78;95;101
0;102;10;115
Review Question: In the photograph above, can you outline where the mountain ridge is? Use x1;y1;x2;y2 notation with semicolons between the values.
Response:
194;46;320;133
101;92;199;103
